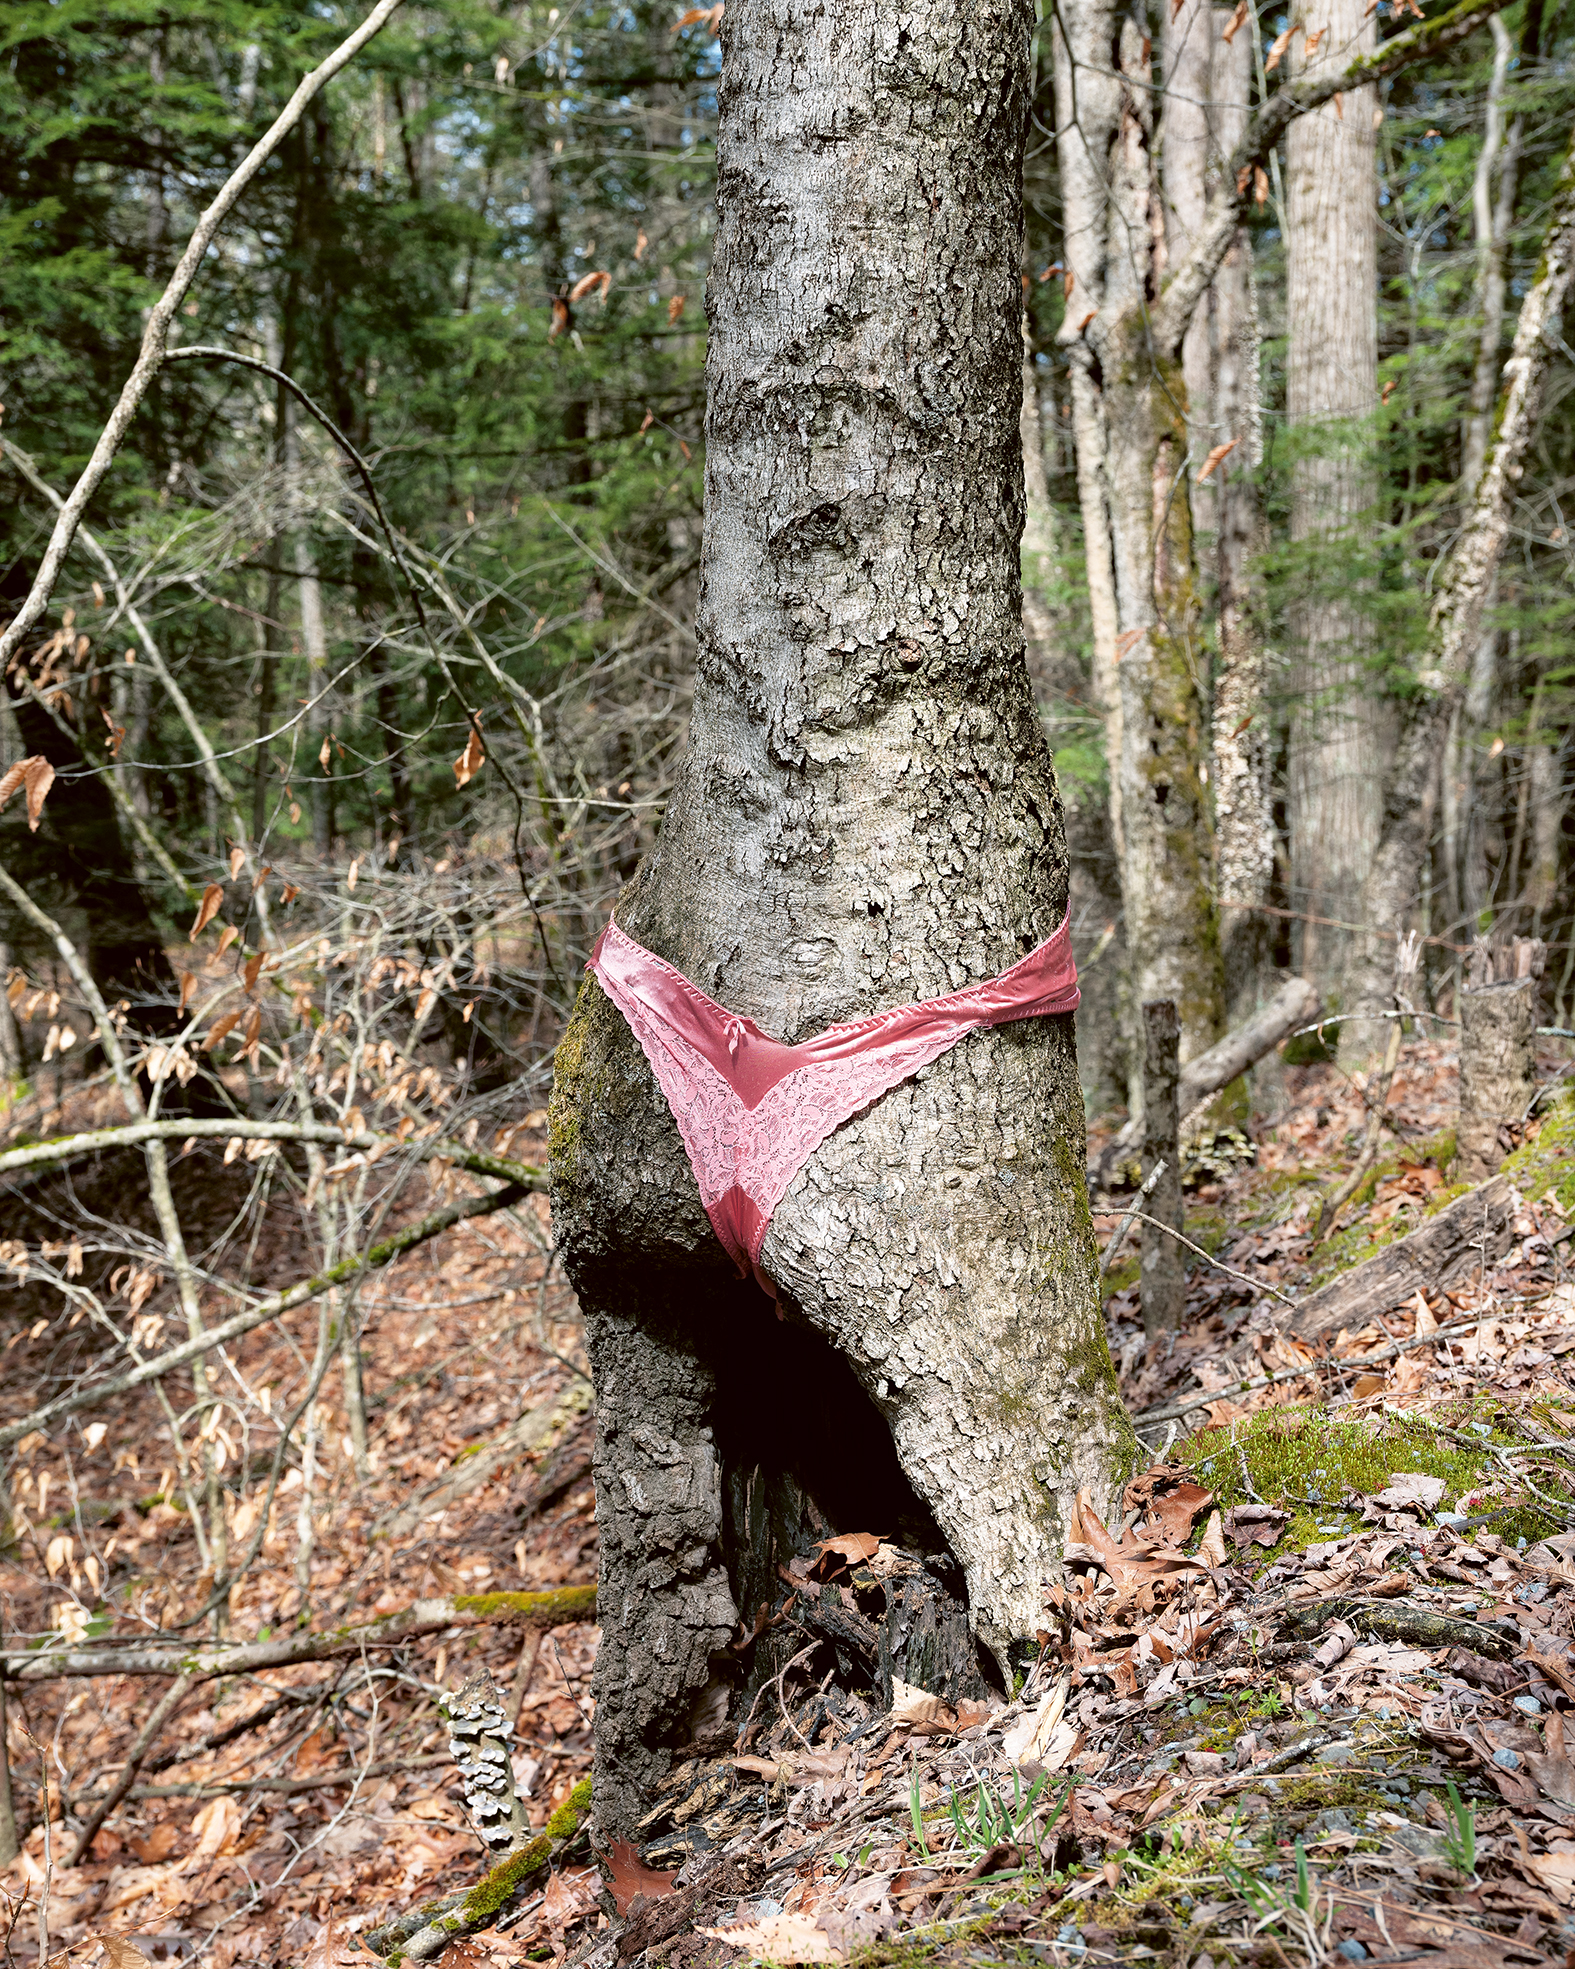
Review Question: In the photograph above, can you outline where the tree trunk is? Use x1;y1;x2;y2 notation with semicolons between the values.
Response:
1349;124;1575;1017
1054;2;1225;1075
550;0;1137;1843
1459;942;1542;1181
1140;1000;1184;1335
1283;0;1391;1044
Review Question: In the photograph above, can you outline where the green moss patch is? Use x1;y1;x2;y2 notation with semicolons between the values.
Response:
454;1584;598;1624
1502;1089;1575;1213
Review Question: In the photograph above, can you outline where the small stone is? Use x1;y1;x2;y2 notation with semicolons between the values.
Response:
1515;1696;1544;1716
1317;1742;1357;1766
1338;1941;1368;1961
1492;1745;1522;1770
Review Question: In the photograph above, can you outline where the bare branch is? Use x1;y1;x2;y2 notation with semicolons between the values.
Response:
0;0;407;673
0;1116;545;1188
4;1586;597;1683
1153;0;1514;354
0;1180;530;1450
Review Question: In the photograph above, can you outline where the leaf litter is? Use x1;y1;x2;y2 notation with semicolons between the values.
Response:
5;1033;1575;1969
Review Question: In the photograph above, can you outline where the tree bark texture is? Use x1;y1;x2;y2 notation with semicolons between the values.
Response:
1347;123;1575;1024
1459;977;1538;1180
1140;999;1184;1335
551;0;1137;1844
1054;2;1224;1072
1283;0;1390;1031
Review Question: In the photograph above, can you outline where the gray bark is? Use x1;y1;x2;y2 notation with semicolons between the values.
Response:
1054;3;1225;1070
1459;940;1543;1180
551;0;1137;1844
1347;125;1575;1023
1140;1000;1185;1335
1282;0;1392;1036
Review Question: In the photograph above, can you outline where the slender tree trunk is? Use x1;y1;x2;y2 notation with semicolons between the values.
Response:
552;0;1137;1842
1283;0;1390;1044
1161;0;1273;1015
1449;16;1522;935
1055;3;1224;1075
1350;124;1575;1007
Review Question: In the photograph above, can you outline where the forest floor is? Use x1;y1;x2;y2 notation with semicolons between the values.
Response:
5;1038;1575;1969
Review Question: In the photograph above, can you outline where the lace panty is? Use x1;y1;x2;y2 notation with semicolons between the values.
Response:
587;914;1081;1296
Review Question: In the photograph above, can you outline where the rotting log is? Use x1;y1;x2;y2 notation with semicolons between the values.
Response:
1288;1176;1514;1338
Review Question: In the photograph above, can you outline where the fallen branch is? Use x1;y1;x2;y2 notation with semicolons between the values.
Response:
0;1181;528;1451
1290;1176;1516;1338
373;1777;593;1960
85;1751;455;1804
1095;978;1319;1174
65;1674;193;1867
3;1585;596;1683
1124;1211;1298;1308
0;1116;545;1190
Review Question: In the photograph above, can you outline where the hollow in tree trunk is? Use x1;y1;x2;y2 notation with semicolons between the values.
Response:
549;0;1137;1845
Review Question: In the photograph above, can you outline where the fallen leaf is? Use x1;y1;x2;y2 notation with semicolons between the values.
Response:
889;1678;990;1738
1370;1472;1446;1512
605;1839;678;1915
127;1826;179;1865
1197;1509;1229;1570
568;271;611;304
1221;0;1250;39
1003;1675;1068;1767
1222;1503;1288;1553
1265;20;1301;68
95;1938;152;1969
697;1915;842;1962
1526;1710;1575;1807
302;1920;368;1969
814;1532;882;1571
1524;1849;1575;1904
188;1793;242;1861
541;1866;600;1932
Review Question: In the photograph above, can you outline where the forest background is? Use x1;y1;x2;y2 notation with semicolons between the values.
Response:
3;0;1573;1117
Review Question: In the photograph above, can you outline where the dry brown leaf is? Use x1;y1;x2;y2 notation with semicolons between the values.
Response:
127;1826;179;1866
568;271;611;304
698;1915;841;1962
95;1937;152;1969
0;755;56;832
1197;1509;1229;1570
188;1794;242;1861
1221;0;1250;38
604;1839;678;1915
1196;438;1239;484
202;1010;243;1053
540;1866;600;1932
1264;20;1301;68
189;884;225;941
454;723;486;788
814;1532;882;1570
301;1919;369;1969
1525;1848;1575;1905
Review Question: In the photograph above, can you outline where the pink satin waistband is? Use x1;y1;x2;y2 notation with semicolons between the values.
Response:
588;914;1079;1294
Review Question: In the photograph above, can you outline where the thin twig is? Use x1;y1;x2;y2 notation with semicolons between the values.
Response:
1125;1210;1299;1308
0;0;407;673
1099;1159;1167;1275
65;1674;193;1865
0;1181;528;1452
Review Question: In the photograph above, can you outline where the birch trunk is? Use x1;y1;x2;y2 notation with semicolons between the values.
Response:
1349;124;1575;1010
1283;0;1390;1042
551;0;1137;1842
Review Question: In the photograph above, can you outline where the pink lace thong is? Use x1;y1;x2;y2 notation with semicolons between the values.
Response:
588;914;1080;1295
